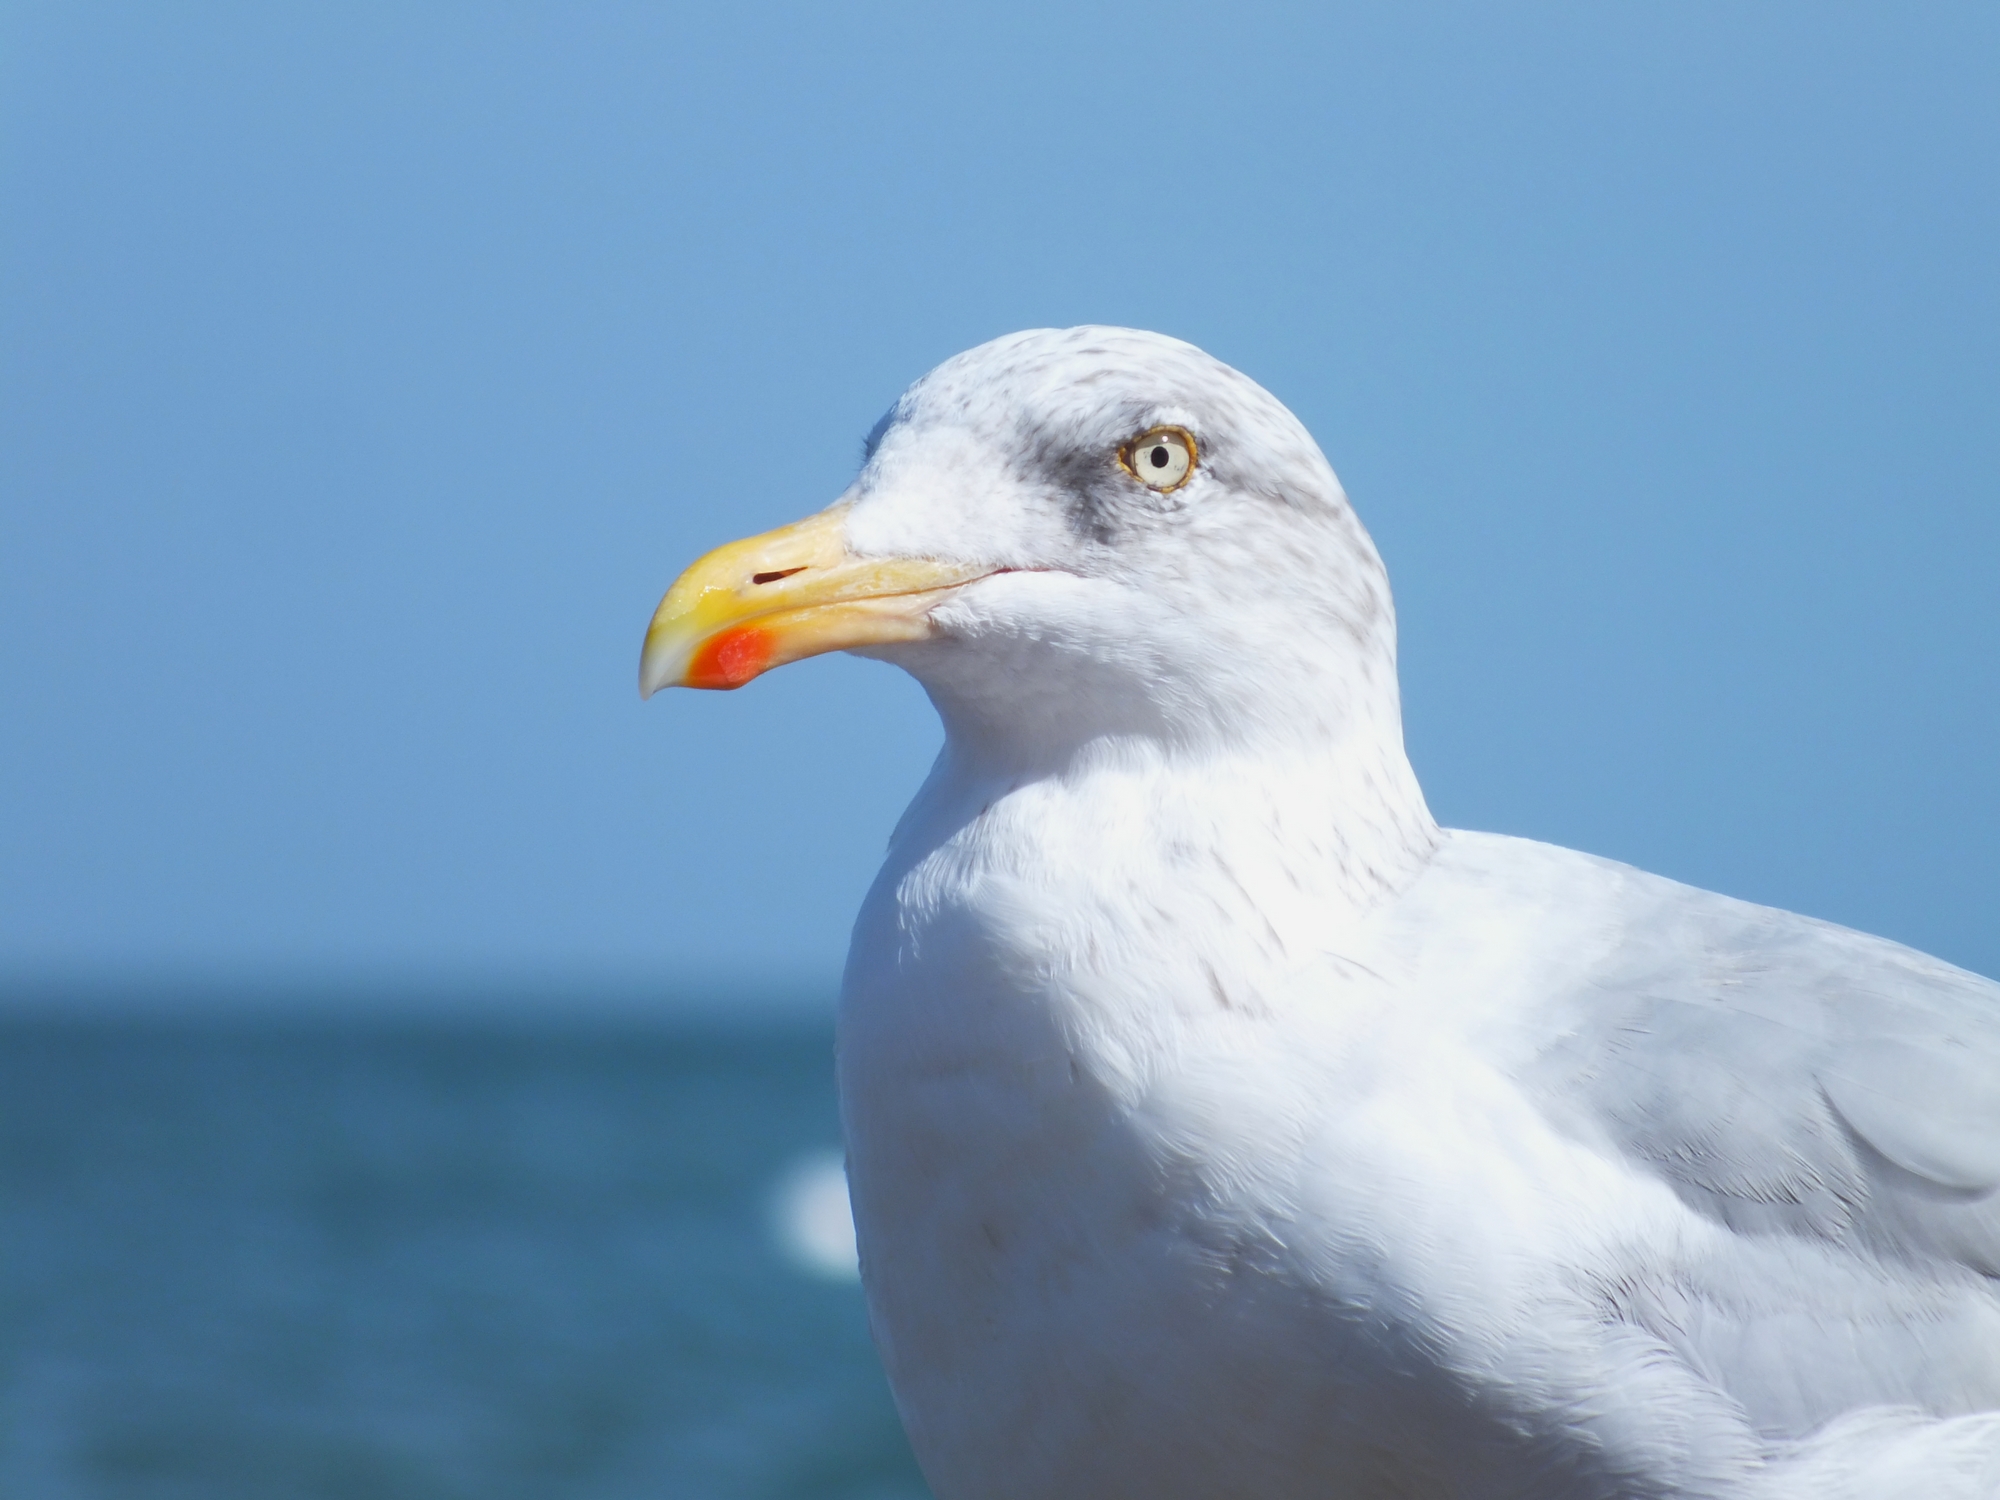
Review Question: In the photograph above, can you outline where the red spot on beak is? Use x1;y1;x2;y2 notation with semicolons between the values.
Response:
687;626;774;689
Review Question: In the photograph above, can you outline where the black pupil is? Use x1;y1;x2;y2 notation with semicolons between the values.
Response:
1149;445;1170;468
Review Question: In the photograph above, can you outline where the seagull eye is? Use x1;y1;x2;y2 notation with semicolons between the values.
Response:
1118;427;1197;493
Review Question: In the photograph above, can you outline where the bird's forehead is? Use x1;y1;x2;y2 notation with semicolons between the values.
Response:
895;327;1240;444
857;326;1343;522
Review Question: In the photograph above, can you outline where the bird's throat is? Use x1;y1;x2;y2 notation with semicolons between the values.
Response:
876;730;1441;1015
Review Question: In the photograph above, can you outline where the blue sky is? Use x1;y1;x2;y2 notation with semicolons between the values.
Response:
2;3;1995;1002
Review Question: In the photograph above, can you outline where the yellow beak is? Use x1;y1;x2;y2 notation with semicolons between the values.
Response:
639;506;992;695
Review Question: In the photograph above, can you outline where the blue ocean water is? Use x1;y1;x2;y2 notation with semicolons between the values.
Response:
0;1012;930;1500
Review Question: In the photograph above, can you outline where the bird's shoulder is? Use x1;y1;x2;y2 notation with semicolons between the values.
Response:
1369;830;2000;1265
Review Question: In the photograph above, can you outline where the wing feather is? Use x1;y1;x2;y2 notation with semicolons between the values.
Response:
1522;866;2000;1269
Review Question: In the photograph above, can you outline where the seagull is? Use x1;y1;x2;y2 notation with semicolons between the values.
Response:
640;327;2000;1499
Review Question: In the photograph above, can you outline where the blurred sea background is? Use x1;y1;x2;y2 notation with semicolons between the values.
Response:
3;3;1995;1498
2;1002;921;1500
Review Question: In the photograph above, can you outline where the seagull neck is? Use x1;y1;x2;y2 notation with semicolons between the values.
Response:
907;711;1442;961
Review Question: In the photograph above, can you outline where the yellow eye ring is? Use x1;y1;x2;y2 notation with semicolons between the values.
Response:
1117;426;1198;493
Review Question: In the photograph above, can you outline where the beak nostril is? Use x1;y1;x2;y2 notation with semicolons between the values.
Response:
752;567;808;586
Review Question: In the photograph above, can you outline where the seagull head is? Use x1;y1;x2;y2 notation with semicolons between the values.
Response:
641;327;1405;764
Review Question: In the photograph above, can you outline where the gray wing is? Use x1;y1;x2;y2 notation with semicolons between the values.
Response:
1510;850;2000;1429
1532;877;2000;1261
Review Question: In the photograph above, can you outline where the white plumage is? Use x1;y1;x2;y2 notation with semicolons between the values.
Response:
666;326;2000;1497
